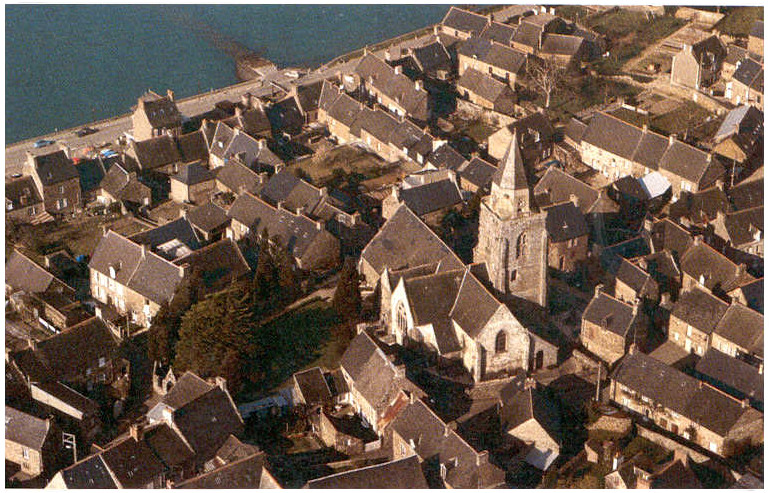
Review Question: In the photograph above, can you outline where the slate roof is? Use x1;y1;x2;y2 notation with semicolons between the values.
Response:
170;161;214;186
582;112;644;161
456;156;497;190
729;172;763;211
100;163;145;202
564;117;588;145
427;143;467;171
326;91;364;127
209;122;236;161
214;435;260;465
224;131;280;170
175;452;271;488
411;40;453;75
650;218;694;258
318;79;342;112
186;202;230;234
130;134;182;170
177;130;209;163
659;141;723;185
5;176;42;211
615;258;652;294
6;249;57;294
459;36;526;74
130;217;201;252
360;204;464;278
696;349;763;402
679;241;754;292
501;386;560;439
583;291;636;337
721;206;763;247
715;105;763;142
672;286;729;334
34;317;119;380
142;423;195;468
5;406;50;451
355;53;430;120
673;185;729;223
30;150;79;185
441;6;489;36
533;167;600;214
733;57;763;93
136;90;182;129
390;399;505;489
633;131;669;171
714;303;764;357
215;159;264;194
57;454;119;489
398;178;463;216
750;20;764;39
161;372;215;410
481;21;517;45
541;33;584;56
493;130;527;190
173;238;251;290
544;200;588;242
727;277;763;314
352;107;399;143
402;269;464;331
512;21;542;50
293;367;332;405
450;270;502;338
100;436;166;488
89;230;185;305
227;192;332;260
457;68;516;113
305;456;428;489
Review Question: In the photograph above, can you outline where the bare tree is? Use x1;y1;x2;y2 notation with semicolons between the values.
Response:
527;57;565;109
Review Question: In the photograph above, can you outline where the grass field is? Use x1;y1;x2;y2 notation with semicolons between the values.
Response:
292;144;390;185
715;7;763;37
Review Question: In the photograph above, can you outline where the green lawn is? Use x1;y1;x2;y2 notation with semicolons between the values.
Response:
650;101;714;138
541;75;642;124
293;145;389;186
715;7;763;37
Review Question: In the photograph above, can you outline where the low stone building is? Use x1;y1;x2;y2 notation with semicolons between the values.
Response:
439;6;489;40
748;20;763;58
711;303;764;365
458;36;527;88
580;285;641;365
670;36;726;90
24;149;81;216
543;200;589;273
726;57;763;110
131;89;182;141
456;67;517;115
5;406;61;479
169;161;215;204
6;176;46;224
304;456;428;488
501;383;561;470
668;286;729;357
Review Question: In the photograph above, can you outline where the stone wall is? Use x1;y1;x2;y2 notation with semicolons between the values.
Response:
455;99;517;129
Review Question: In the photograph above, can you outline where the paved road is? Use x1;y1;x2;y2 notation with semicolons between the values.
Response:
5;30;435;179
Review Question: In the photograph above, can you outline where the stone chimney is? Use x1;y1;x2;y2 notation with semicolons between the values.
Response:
235;106;243;118
180;208;187;219
241;92;252;109
524;377;537;390
477;450;489;466
215;376;228;392
669;134;675;145
612;450;623;471
594;283;603;297
394;64;402;75
642;123;648;133
141;243;148;259
628;343;637;355
129;422;144;442
415;79;423;91
741;398;750;408
167;89;175;102
673;448;689;467
569;193;579;207
27;338;37;352
162;406;174;424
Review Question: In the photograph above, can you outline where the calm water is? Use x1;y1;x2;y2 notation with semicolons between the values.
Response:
6;5;448;143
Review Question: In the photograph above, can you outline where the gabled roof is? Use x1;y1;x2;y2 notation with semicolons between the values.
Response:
360;204;464;278
659;140;723;186
5;176;42;211
411;39;453;75
512;21;542;49
100;436;166;488
5;406;51;451
671;286;729;334
293;367;332;405
355;53;429;120
130;217;201;252
142;422;195;468
456;156;497;190
30;149;79;185
679;240;754;292
305;456;428;488
750;20;764;39
714;303;763;357
427;143;467;171
351;107;399;143
161;371;214;410
177;130;209;163
481;21;517;45
441;6;489;36
541;33;584;56
5;249;58;294
402;269;464;327
185;202;230;234
135;90;182;129
209;121;236;160
457;68;516;112
729;170;763;211
175;452;271;488
450;270;503;338
502;386;560;439
544;200;588;242
173;238;251;290
170;161;214;186
696;349;763;402
650;218;694;258
326;91;364;127
259;169;324;214
57;454;118;489
727;277;763;314
459;36;526;73
564;117;588;145
720;206;763;247
715;105;763;142
583;291;636;337
129;134;182;170
215;159;264;194
733;57;763;92
89;230;185;305
34;317;119;380
581;112;644;161
397;178;463;216
616;258;653;294
533;167;600;214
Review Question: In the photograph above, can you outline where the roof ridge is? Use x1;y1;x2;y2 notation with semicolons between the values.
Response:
175;451;265;486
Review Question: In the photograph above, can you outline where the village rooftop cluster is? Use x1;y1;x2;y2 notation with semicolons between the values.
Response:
4;4;764;489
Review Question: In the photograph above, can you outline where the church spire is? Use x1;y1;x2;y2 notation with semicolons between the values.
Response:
493;130;528;192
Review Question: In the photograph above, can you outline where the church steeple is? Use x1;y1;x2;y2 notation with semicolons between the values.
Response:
490;132;530;218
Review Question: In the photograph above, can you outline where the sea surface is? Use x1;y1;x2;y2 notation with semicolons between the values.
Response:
5;4;449;144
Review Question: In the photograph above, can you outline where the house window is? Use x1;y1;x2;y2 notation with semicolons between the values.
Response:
686;326;692;337
59;186;65;194
495;331;507;353
516;232;527;258
22;447;29;460
674;332;679;341
99;357;106;368
86;368;92;376
683;430;690;439
510;269;517;282
709;442;718;453
622;397;630;407
396;302;408;334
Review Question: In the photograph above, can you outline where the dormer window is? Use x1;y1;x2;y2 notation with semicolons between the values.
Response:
698;274;705;286
109;265;117;279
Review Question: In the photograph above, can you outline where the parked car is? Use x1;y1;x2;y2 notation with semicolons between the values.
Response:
33;139;55;148
74;127;97;137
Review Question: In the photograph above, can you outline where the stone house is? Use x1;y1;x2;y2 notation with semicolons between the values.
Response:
479;19;517;45
318;85;365;144
711;207;763;262
614;257;659;304
722;44;748;81
610;349;763;457
501;384;561;470
358;204;464;288
24;149;81;215
5;249;73;298
169;161;215;204
97;162;152;210
577;111;725;197
458;36;527;88
670;36;726;90
580;285;641;365
488;111;555;163
123;134;183;175
543;200;589;273
679;237;755;296
5;406;61;479
695;349;763;410
184;202;230;243
454;156;498;194
172;238;251;295
712;105;763;170
748;20;763;58
711;303;764;365
226;192;340;271
668;286;729;357
292;367;332;407
439;6;489;40
89;230;186;328
403;39;453;80
726;277;762;314
389;398;506;488
338;331;425;435
456;67;517;115
131;89;182;141
539;33;587;67
208;123;281;172
317;407;379;455
351;107;400;162
474;136;548;308
355;53;430;123
174;450;278;489
214;158;266;196
726;57;764;110
6;176;46;224
511;12;568;55
382;174;463;226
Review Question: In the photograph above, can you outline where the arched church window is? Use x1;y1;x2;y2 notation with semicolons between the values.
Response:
495;331;507;353
516;232;527;258
396;303;408;334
